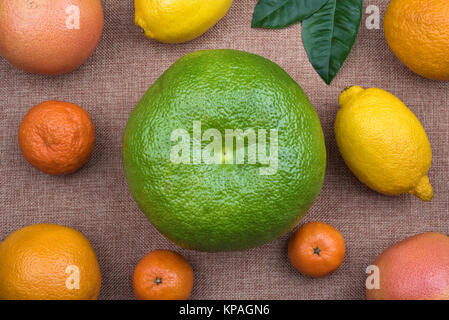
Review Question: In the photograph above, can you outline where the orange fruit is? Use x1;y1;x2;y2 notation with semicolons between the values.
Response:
288;222;345;278
18;100;95;175
367;232;449;300
0;224;101;300
0;0;104;75
133;250;194;300
384;0;449;80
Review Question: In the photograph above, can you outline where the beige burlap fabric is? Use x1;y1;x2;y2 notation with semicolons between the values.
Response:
0;0;448;300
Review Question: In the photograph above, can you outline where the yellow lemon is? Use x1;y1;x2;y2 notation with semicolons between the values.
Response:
134;0;233;44
335;86;433;201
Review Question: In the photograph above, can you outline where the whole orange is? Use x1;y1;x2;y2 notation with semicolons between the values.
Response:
18;100;95;175
288;222;345;278
0;0;103;75
0;224;101;300
133;250;194;300
384;0;449;80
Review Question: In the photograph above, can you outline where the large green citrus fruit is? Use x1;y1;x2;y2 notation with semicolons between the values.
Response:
123;49;326;252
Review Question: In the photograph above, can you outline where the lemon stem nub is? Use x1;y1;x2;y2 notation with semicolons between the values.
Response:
338;86;364;108
409;175;434;202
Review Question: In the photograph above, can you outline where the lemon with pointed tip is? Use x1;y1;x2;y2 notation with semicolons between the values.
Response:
335;86;433;201
134;0;233;44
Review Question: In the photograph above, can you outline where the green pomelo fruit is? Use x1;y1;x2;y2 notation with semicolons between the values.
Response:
123;49;326;252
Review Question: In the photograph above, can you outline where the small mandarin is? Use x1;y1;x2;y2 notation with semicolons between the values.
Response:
133;250;194;300
18;100;95;175
288;222;345;278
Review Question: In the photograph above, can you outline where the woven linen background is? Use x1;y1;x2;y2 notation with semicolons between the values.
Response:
1;0;448;300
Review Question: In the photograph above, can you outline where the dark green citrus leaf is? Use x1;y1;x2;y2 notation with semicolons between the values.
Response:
302;0;363;84
251;0;330;29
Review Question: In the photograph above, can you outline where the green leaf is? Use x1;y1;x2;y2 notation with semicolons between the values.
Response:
251;0;330;29
302;0;363;84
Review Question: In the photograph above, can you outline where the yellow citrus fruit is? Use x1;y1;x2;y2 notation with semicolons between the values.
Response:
384;0;449;80
134;0;233;44
0;224;101;300
335;86;433;202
